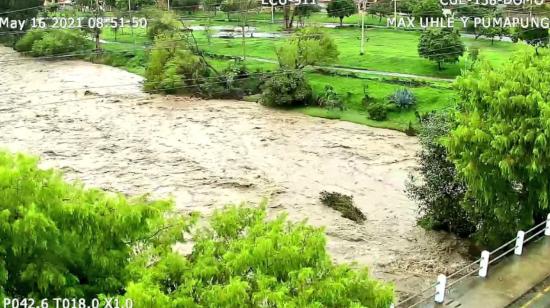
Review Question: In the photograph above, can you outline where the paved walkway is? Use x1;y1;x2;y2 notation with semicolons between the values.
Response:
421;237;550;308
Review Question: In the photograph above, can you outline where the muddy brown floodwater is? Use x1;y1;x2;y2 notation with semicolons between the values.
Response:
0;46;469;297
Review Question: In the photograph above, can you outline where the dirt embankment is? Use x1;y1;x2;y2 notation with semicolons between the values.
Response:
0;47;469;296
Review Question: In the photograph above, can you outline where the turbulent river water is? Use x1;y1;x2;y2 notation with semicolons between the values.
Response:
0;46;468;296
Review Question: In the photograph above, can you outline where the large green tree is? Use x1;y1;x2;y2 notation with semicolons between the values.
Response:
368;0;392;23
0;151;184;300
326;0;357;26
276;27;339;69
418;28;465;70
406;112;476;238
412;0;443;19
446;49;550;245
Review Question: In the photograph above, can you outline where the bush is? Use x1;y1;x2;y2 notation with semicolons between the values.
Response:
404;121;417;136
260;70;313;107
28;30;90;56
406;113;476;238
389;88;416;109
367;102;388;121
447;49;550;246
201;62;265;99
317;85;345;111
145;36;261;98
319;191;366;223
14;29;46;52
144;34;210;94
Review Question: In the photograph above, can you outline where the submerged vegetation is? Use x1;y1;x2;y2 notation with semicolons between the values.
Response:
319;191;366;223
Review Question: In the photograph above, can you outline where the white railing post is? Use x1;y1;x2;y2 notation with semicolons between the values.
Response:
479;250;490;278
545;214;550;236
434;274;447;303
515;230;525;255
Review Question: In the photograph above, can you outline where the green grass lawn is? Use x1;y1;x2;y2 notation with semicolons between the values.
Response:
303;72;457;130
97;18;516;131
188;27;518;78
101;16;519;79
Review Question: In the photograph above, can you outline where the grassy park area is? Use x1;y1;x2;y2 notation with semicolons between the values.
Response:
95;11;517;131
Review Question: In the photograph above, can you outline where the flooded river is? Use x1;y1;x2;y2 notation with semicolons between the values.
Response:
0;46;468;295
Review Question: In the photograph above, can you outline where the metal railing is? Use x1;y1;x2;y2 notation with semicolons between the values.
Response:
392;213;550;308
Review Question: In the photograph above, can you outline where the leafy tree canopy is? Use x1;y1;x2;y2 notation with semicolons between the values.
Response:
0;151;186;300
368;0;392;21
406;112;476;238
418;28;465;70
0;0;43;32
326;0;357;26
446;48;550;245
276;27;339;69
412;0;443;19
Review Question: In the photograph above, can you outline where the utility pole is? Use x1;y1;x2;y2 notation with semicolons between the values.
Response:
128;0;131;11
360;0;365;55
271;5;274;24
167;0;171;10
394;0;397;28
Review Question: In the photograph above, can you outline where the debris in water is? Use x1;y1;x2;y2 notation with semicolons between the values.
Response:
319;191;366;223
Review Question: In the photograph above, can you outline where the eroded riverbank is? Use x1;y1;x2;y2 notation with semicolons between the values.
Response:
0;47;468;296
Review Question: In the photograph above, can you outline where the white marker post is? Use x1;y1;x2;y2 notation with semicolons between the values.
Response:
479;250;490;278
435;274;447;304
515;231;525;255
545;213;550;236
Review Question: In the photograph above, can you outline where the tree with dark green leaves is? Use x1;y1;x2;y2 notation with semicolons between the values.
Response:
0;0;43;43
368;0;392;23
446;48;550;246
202;0;224;16
476;9;508;45
454;3;491;18
418;28;465;70
326;0;357;26
412;0;443;19
294;4;321;27
406;112;476;238
512;26;549;55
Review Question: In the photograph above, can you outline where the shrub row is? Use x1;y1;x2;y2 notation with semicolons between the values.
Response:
15;29;91;57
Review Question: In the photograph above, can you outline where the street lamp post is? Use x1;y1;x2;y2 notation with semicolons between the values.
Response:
360;0;366;55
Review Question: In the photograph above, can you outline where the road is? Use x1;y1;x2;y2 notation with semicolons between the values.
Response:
509;276;550;308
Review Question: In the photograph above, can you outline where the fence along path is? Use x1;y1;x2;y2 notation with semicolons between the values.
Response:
392;214;550;308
